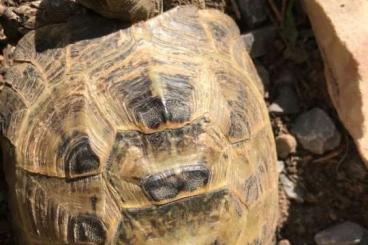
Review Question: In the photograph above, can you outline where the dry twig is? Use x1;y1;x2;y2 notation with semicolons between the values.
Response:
267;0;282;23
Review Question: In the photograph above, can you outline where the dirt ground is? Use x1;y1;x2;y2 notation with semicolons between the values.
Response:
0;0;367;244
257;1;368;244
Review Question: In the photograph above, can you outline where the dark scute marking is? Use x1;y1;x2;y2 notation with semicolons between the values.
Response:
107;117;207;171
90;196;98;211
68;214;106;244
159;73;193;123
172;118;206;150
228;102;250;141
0;85;27;135
216;73;253;143
115;190;230;243
141;165;209;201
135;96;166;129
118;76;164;129
24;181;44;237
145;132;170;153
209;22;228;41
115;131;144;149
212;239;225;245
123;73;193;129
59;132;100;177
0;114;8;135
180;165;209;191
243;161;267;205
142;173;183;201
247;239;262;245
243;175;261;204
66;140;99;175
106;131;144;169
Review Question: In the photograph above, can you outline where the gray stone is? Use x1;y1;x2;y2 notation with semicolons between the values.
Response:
278;239;291;245
237;0;267;28
268;103;284;114
269;86;300;114
315;222;368;245
276;134;297;159
292;108;341;154
275;69;298;86
280;173;304;202
242;26;277;58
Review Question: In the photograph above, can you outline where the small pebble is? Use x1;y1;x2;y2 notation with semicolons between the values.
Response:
280;173;304;202
315;221;368;245
291;108;341;154
277;160;285;174
276;134;297;159
268;103;284;114
278;239;291;245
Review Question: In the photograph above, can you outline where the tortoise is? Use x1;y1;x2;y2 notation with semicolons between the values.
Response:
77;0;227;21
0;6;278;244
0;0;226;41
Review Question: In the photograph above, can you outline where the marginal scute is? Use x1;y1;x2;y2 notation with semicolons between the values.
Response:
9;170;110;242
4;63;46;104
0;85;27;142
115;190;247;244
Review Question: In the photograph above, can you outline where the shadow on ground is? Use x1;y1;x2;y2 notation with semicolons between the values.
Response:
277;137;368;244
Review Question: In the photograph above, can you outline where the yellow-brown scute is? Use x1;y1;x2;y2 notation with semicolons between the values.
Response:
114;189;248;244
106;117;230;207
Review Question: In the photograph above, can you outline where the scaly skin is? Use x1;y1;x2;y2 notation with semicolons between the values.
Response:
77;0;227;21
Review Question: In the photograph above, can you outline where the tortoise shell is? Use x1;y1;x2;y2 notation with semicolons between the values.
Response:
77;0;227;21
0;6;278;244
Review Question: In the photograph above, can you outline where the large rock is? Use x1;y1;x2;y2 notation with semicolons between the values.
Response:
292;108;341;154
242;26;277;58
236;0;267;28
315;222;368;245
304;0;368;167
